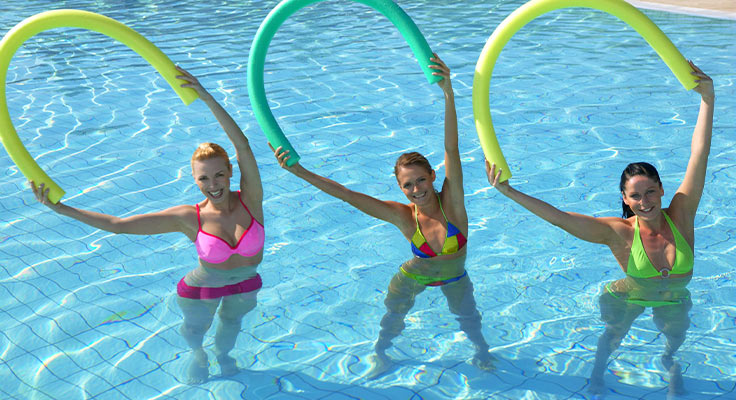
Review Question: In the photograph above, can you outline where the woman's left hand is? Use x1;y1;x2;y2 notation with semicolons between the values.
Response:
485;160;511;195
176;66;213;102
689;61;714;104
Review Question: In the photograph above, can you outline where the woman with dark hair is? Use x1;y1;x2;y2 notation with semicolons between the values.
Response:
272;54;494;377
486;62;714;394
619;161;663;219
32;67;264;384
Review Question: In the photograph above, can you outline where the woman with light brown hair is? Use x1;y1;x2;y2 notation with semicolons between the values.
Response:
272;54;494;377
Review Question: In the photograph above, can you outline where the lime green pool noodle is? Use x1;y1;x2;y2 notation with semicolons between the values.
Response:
473;0;696;183
0;9;198;204
248;0;441;166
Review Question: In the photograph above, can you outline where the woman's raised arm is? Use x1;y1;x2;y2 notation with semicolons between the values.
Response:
670;62;714;222
430;54;465;223
177;67;263;208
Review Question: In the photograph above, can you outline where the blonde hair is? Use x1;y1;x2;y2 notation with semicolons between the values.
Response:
191;142;231;170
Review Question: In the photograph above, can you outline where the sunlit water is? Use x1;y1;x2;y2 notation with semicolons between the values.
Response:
1;1;734;399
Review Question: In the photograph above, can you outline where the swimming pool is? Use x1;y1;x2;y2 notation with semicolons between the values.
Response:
1;0;734;398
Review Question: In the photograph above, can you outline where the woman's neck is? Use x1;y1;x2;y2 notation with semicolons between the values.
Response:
637;210;666;234
415;193;441;218
208;190;235;213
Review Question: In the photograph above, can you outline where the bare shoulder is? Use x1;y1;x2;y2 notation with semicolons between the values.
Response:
663;206;694;240
390;200;414;220
599;215;632;230
162;204;198;232
388;200;416;237
117;203;198;239
663;203;692;227
438;188;467;223
602;215;634;245
170;203;197;215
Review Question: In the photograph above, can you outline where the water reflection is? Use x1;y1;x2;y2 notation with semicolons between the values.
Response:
368;252;495;378
591;275;692;398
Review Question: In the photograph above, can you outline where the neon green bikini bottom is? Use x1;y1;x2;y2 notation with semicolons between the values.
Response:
605;282;690;308
400;266;467;287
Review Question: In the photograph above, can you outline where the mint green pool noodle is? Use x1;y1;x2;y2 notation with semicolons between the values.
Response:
0;9;198;204
248;0;440;166
473;0;695;183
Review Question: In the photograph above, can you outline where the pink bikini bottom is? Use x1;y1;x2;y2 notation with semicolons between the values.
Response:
177;274;262;300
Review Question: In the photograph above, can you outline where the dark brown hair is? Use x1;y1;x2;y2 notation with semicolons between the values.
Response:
619;162;661;218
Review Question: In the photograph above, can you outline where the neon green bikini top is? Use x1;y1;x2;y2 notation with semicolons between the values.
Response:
626;211;693;278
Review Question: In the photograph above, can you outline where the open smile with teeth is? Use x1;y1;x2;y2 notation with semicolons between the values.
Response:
209;189;224;199
640;206;654;213
413;191;427;200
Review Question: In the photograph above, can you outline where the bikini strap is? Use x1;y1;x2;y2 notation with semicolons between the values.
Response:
236;190;254;218
662;211;677;232
633;215;640;236
196;203;202;229
413;202;420;230
415;192;448;230
436;192;449;223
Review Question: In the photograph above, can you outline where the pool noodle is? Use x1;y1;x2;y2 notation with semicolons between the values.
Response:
0;9;198;204
248;0;441;166
473;0;696;182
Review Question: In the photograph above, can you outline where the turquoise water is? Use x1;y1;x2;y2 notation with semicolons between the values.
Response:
1;0;734;399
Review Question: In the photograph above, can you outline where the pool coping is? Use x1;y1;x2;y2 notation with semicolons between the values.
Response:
627;0;736;20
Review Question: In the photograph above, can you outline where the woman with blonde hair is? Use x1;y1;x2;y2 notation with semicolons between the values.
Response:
32;67;264;384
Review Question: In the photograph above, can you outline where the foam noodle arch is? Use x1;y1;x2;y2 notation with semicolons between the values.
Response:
248;0;440;166
473;0;695;182
0;9;198;203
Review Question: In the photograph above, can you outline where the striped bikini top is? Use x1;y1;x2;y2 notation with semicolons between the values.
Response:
410;194;467;258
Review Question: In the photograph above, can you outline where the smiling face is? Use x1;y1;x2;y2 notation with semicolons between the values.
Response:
192;157;232;203
396;164;436;205
622;175;664;220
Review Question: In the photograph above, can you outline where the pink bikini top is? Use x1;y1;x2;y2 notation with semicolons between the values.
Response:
195;192;265;264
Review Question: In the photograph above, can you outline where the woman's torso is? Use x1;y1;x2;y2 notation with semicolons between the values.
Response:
609;208;694;279
400;190;468;279
186;191;265;271
605;275;692;305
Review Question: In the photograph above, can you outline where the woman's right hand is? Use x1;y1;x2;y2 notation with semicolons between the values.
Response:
30;181;62;210
485;160;511;195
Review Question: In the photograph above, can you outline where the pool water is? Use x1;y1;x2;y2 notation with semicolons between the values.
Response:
1;0;734;399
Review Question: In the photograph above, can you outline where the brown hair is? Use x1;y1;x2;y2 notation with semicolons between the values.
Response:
191;142;231;171
394;152;432;178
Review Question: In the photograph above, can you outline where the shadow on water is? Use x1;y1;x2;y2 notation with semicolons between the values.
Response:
470;353;734;400
179;355;735;400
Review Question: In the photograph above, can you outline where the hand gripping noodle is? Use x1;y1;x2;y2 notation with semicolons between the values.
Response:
0;10;198;204
248;0;441;166
473;0;696;182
